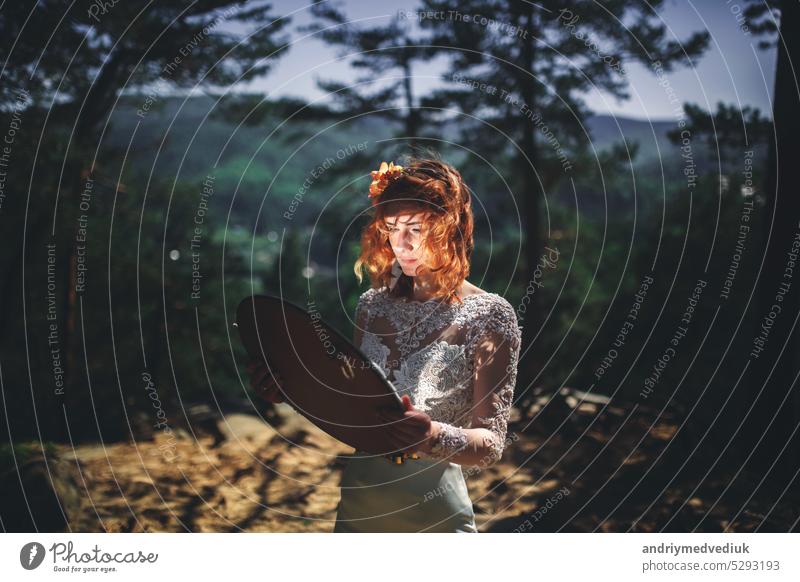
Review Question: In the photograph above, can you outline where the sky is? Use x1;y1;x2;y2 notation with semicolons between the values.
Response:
223;0;777;121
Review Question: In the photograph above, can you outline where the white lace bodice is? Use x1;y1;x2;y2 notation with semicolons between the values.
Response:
355;286;523;465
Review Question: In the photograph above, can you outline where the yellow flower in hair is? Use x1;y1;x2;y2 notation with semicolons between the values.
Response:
369;161;404;199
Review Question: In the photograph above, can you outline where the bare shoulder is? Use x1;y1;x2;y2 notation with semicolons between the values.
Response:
461;280;489;298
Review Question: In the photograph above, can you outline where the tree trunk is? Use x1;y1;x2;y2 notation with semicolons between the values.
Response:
745;0;800;485
60;48;134;440
516;3;545;412
402;57;419;149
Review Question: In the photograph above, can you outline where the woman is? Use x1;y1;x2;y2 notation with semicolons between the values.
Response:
247;155;522;532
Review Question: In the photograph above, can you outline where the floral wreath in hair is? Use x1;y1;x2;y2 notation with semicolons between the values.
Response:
368;161;406;203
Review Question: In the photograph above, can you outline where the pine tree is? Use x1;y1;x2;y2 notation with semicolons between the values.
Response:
417;1;710;408
0;1;291;440
740;0;800;486
301;0;442;155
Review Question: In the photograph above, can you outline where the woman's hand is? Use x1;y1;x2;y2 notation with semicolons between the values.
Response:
378;395;441;454
246;356;286;404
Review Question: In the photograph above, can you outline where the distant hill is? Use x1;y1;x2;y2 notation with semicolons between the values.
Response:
104;95;719;228
110;95;680;169
585;114;677;160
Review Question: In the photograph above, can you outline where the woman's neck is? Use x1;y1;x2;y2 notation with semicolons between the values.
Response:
409;276;460;302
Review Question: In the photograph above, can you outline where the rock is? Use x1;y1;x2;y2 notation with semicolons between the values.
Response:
216;413;275;447
520;385;614;438
0;448;81;532
559;386;611;407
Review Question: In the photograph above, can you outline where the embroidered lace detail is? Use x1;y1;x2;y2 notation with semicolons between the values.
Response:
430;423;469;456
360;331;390;373
355;286;523;464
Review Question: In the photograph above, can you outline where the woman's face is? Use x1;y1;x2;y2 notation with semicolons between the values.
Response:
385;211;428;276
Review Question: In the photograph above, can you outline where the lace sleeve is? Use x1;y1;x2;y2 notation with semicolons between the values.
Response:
352;291;371;347
426;297;522;466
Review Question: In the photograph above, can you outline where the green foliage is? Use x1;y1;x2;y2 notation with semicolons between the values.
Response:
0;1;776;445
0;442;58;474
416;0;711;166
667;102;772;165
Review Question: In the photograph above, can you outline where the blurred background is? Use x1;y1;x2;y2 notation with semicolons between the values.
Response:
0;0;798;532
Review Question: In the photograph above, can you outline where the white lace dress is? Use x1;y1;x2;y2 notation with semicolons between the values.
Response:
333;286;523;533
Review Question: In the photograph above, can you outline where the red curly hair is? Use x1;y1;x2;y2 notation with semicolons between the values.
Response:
353;155;474;305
